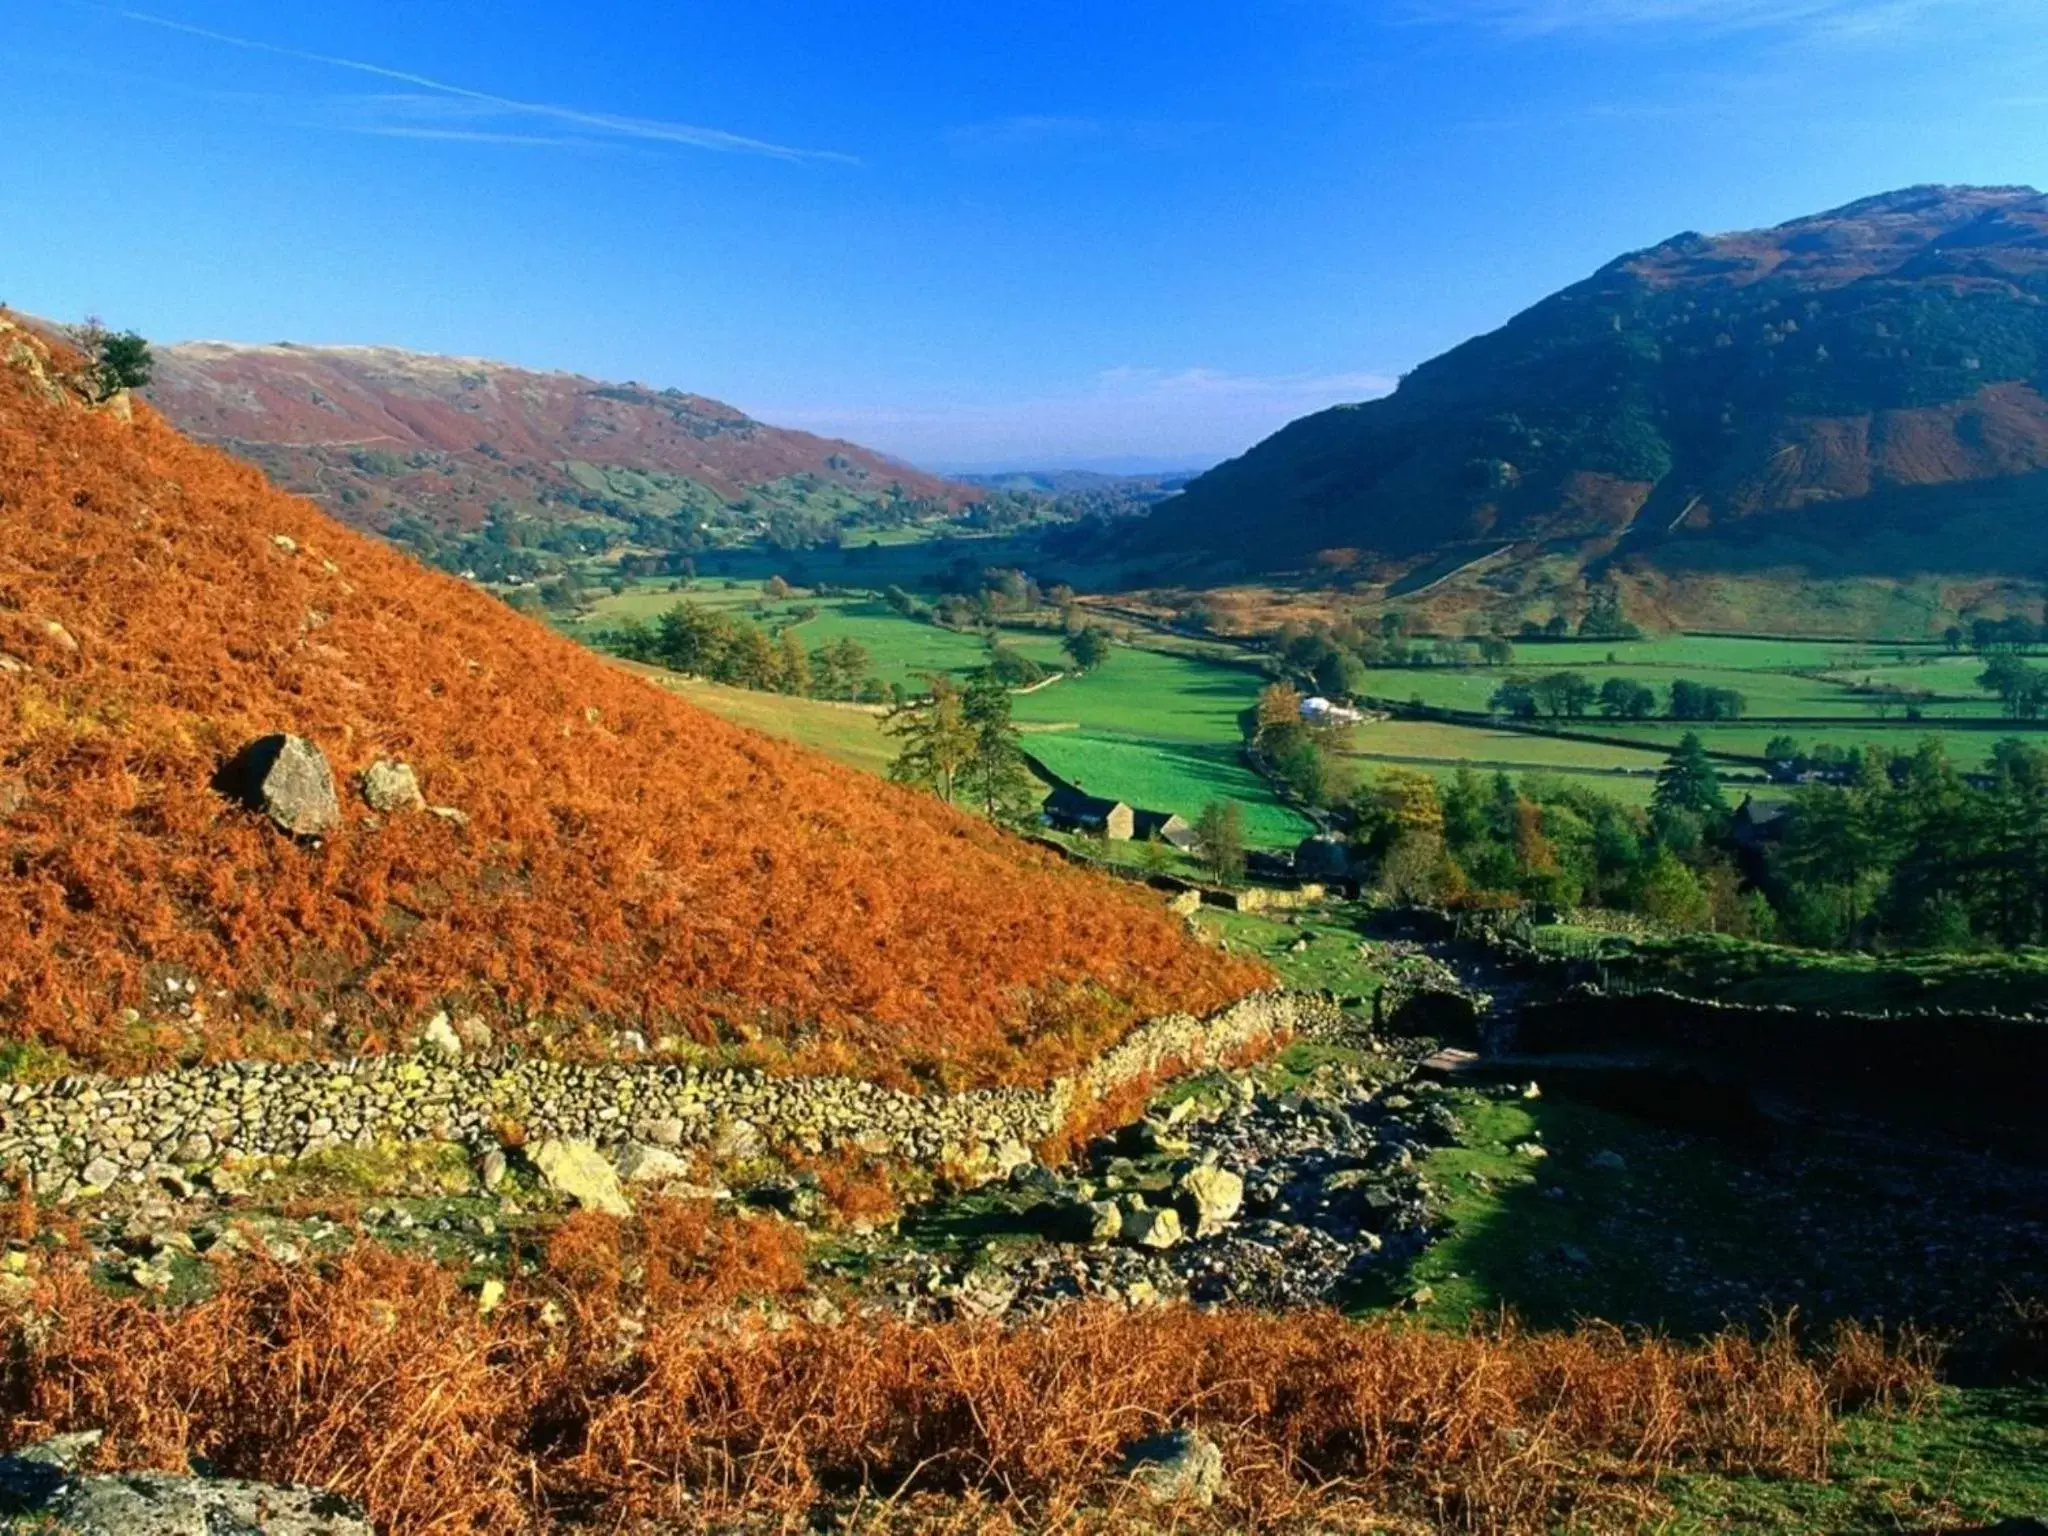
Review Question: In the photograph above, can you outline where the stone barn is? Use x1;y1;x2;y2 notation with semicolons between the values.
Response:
1042;785;1136;840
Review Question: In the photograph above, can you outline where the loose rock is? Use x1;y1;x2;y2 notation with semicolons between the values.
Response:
215;734;340;838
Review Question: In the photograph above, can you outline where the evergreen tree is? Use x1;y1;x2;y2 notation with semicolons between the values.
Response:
886;676;976;804
958;668;1042;826
1652;733;1726;817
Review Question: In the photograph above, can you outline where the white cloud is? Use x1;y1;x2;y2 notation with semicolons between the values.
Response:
111;7;855;163
760;366;1396;471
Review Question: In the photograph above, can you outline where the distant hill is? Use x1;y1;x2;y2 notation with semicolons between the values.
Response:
1125;186;2048;627
143;340;978;579
0;315;1261;1083
958;467;1197;523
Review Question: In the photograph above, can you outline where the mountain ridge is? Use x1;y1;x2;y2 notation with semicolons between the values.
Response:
141;338;978;569
1122;184;2048;621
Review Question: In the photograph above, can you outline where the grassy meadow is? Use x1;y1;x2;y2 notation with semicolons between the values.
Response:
581;578;1317;846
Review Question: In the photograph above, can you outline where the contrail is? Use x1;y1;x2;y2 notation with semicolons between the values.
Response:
111;6;857;164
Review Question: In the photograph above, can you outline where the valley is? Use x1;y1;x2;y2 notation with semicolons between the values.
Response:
8;177;2048;1536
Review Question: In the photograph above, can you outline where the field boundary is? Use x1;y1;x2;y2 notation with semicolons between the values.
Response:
0;991;1339;1198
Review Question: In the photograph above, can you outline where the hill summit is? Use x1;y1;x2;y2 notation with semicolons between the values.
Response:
0;317;1261;1083
1127;185;2048;620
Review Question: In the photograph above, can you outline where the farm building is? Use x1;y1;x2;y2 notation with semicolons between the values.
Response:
1300;695;1367;727
1040;787;1196;847
1041;786;1135;840
1133;808;1200;851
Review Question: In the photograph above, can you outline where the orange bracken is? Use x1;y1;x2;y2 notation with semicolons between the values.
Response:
0;318;1266;1082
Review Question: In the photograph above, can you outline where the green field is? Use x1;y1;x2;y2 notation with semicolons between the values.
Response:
1014;645;1316;846
572;579;1068;691
592;587;1315;846
617;664;898;776
1334;717;1676;804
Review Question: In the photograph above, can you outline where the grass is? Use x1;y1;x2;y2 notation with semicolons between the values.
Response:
1665;1388;2048;1534
612;661;897;775
1192;907;1388;998
1024;731;1313;847
1335;717;1674;802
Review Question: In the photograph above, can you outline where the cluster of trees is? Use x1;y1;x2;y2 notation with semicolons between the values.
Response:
1770;739;2048;950
1487;674;1745;722
1345;735;1767;935
603;602;890;703
885;670;1042;827
1978;655;2048;719
1249;683;1356;809
1273;619;1517;700
1945;614;2046;655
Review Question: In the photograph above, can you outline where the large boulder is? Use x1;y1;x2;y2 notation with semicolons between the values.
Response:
531;1138;632;1217
0;1430;372;1534
214;734;340;837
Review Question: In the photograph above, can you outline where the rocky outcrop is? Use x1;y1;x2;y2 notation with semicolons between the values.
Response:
0;991;1337;1195
1120;1427;1226;1507
0;1430;371;1535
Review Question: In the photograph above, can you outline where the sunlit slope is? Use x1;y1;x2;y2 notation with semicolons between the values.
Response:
0;318;1265;1083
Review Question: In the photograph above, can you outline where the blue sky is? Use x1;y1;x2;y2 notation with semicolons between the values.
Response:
5;1;2046;470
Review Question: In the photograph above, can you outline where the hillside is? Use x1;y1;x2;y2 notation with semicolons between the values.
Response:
1126;185;2048;625
143;339;975;578
0;316;1263;1083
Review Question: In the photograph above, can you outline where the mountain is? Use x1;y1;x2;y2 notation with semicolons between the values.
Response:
142;340;977;577
0;314;1261;1084
1126;186;2048;622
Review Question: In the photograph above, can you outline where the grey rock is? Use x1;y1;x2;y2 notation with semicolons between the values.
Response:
78;1157;122;1192
1121;1204;1183;1250
531;1138;632;1217
1120;1427;1226;1507
359;758;424;814
215;735;340;838
479;1149;508;1192
1176;1164;1243;1238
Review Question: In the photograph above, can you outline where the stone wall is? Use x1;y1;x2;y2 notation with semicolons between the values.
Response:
0;990;1337;1197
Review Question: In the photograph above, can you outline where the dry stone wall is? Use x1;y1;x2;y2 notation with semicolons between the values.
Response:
0;990;1335;1197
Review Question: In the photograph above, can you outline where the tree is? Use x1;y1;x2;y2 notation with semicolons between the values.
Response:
79;320;152;401
776;630;811;695
1193;801;1247;883
957;669;1042;826
1063;628;1111;671
1598;677;1657;719
1256;681;1305;739
886;676;976;804
1636;848;1711;927
1478;636;1515;667
1533;671;1596;718
1652;733;1727;818
1489;676;1539;719
762;575;791;600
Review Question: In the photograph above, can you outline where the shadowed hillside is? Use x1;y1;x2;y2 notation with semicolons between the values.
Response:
1127;185;2048;614
0;316;1263;1082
